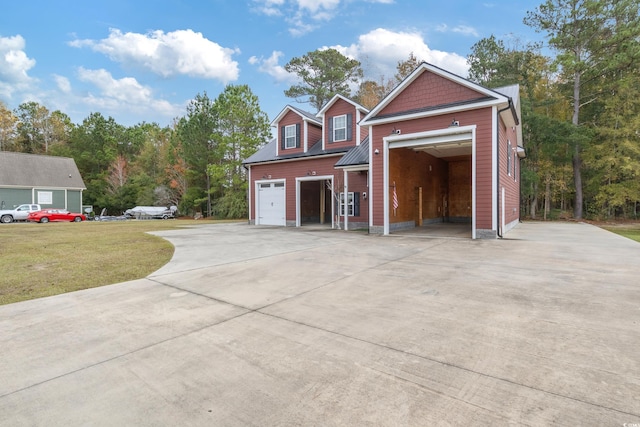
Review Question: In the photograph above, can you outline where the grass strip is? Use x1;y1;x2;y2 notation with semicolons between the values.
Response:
0;220;222;305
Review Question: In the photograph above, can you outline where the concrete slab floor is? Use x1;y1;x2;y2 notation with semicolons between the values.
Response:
0;221;639;426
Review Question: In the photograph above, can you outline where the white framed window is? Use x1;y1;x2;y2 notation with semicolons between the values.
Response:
339;192;354;216
333;115;347;142
285;124;297;149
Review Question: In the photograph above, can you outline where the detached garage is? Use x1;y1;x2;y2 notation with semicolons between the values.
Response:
244;62;524;239
0;152;86;212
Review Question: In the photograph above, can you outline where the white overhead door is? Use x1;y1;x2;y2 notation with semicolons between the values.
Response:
257;182;285;225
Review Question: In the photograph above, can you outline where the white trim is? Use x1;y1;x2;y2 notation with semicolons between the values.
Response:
2;184;85;190
472;126;477;239
333;114;348;142
271;105;322;127
386;125;474;148
320;111;326;150
361;62;509;125
501;186;505;236
492;106;498;232
316;93;369;116
355;110;361;145
343;169;349;230
303;121;308;152
247;166;252;222
362;99;503;126
295;175;334;228
255;178;286;226
335;164;368;172
383;136;389;235
383;125;478;238
368;126;373;230
284;124;297;149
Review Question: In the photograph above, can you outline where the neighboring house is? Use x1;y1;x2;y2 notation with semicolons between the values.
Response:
0;152;86;213
243;62;524;239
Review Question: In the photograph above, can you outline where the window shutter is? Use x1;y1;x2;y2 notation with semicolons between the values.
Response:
328;116;334;143
296;123;301;148
281;126;285;150
354;192;360;217
347;113;353;141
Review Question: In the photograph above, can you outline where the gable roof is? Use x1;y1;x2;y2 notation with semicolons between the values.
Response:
271;105;322;127
316;94;369;117
0;152;86;189
360;62;514;126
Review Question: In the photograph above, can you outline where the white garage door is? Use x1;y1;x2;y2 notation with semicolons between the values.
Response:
257;182;285;225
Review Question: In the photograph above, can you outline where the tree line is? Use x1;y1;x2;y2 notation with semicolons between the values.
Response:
1;0;638;220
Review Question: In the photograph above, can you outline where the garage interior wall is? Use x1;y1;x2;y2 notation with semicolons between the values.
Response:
388;149;471;227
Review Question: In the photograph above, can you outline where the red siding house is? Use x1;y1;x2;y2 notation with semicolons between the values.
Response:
243;62;524;239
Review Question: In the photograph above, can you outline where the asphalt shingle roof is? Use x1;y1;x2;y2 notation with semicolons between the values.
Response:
243;139;352;166
0;152;86;189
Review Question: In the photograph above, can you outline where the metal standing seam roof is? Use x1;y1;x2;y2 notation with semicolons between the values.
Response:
334;137;369;168
0;151;86;189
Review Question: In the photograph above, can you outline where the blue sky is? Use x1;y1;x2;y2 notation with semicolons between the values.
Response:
0;0;544;128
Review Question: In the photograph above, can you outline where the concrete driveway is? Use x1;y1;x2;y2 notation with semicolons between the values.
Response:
1;221;639;426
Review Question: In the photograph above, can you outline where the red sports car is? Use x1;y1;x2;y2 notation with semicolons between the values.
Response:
27;209;86;223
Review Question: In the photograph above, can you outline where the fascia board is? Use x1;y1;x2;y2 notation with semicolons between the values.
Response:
362;99;503;126
361;62;509;126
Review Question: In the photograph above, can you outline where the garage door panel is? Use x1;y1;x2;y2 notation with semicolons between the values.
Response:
258;182;285;226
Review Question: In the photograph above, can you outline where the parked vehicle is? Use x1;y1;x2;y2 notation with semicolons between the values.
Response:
124;206;177;220
95;207;128;221
0;204;42;223
27;209;86;223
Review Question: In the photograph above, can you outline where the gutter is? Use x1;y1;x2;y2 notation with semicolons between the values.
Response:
496;99;513;239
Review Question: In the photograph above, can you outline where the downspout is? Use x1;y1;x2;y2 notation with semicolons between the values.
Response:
496;100;513;239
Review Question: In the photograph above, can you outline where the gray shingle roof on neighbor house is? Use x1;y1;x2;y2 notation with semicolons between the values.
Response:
0;151;86;189
243;138;353;166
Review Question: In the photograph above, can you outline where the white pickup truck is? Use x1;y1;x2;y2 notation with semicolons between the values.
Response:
0;204;42;223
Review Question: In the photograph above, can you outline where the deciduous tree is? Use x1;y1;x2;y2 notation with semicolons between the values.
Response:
524;0;640;219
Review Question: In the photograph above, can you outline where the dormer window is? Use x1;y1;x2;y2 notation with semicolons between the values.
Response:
281;124;301;150
328;113;352;143
333;115;347;142
285;125;297;149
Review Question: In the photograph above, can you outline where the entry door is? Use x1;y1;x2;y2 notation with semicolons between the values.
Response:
258;182;285;225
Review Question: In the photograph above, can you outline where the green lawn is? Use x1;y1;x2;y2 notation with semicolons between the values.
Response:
601;223;640;243
0;219;235;305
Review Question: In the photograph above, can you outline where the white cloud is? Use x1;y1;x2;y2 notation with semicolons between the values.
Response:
0;35;37;99
252;0;285;16
332;28;469;78
70;29;240;83
249;51;297;84
436;24;480;37
53;75;71;93
252;0;355;36
76;67;180;119
295;0;340;14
